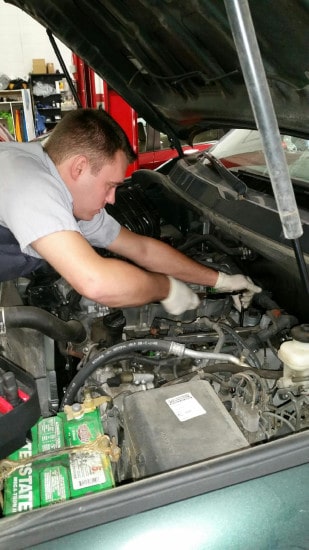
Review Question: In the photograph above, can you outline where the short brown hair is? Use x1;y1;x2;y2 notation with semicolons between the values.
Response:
44;108;137;173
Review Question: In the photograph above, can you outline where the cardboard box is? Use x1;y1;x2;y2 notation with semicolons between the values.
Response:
32;58;46;74
46;63;55;74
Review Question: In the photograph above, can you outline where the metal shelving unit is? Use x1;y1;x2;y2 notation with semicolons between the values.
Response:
29;73;66;131
0;88;35;141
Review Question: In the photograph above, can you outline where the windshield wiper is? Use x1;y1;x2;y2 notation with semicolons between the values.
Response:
203;151;248;196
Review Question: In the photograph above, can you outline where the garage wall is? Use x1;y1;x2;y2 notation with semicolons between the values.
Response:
0;0;73;80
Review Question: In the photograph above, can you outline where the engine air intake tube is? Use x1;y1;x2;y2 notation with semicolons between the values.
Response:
0;306;86;343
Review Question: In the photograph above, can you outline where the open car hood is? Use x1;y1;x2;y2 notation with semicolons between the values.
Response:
5;0;309;142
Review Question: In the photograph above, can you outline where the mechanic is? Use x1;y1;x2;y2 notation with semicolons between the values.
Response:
0;108;261;315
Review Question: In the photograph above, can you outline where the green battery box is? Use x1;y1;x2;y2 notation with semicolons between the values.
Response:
3;407;115;515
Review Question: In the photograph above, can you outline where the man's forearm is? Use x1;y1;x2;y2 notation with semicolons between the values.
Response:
132;236;219;287
32;230;171;307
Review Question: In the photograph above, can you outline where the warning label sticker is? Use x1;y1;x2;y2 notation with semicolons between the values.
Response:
70;452;106;490
166;392;206;422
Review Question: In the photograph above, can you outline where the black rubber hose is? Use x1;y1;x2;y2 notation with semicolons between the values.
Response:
246;315;298;351
219;322;261;369
201;363;282;379
61;339;174;408
178;234;243;255
2;306;86;343
163;364;282;385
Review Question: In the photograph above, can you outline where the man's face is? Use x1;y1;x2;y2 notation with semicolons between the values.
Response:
72;150;128;220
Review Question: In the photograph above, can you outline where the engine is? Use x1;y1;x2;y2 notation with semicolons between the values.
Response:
1;228;308;485
0;178;308;484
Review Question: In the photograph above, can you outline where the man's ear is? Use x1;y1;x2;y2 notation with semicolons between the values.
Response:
71;155;88;180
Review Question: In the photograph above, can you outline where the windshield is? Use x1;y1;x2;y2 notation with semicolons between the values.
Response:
209;129;309;185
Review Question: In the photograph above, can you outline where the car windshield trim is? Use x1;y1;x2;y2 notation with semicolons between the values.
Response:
202;151;248;196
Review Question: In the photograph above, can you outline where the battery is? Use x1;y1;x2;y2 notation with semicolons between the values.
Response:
35;415;64;452
123;379;249;478
3;408;115;515
3;441;40;515
62;409;114;497
39;465;70;506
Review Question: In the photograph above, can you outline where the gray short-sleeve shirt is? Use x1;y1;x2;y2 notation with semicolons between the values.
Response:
0;142;121;258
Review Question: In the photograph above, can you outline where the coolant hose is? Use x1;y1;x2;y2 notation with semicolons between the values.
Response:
0;306;86;343
246;315;298;351
61;338;249;408
201;363;282;379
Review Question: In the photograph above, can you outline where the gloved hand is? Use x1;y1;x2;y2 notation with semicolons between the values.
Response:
161;276;200;315
214;272;262;310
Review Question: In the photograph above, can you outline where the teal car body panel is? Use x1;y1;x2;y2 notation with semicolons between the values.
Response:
34;464;309;550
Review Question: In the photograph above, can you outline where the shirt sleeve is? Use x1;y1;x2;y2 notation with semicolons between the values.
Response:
78;210;121;248
1;150;81;258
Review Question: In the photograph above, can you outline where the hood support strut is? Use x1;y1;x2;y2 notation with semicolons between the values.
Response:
46;29;82;109
224;0;309;295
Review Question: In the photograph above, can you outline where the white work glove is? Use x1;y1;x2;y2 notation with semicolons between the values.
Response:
161;276;200;315
214;272;262;310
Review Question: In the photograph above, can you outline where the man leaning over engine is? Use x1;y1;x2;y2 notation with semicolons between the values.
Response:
0;109;261;315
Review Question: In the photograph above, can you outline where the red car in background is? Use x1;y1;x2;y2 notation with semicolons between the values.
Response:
137;117;219;170
0;117;218;173
101;85;220;174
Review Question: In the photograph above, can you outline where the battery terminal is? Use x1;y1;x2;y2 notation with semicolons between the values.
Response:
64;393;112;420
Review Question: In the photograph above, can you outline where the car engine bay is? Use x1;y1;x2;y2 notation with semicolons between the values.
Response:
1;160;309;494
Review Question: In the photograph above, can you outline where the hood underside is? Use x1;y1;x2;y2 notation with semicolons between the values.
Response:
5;0;309;141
